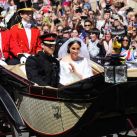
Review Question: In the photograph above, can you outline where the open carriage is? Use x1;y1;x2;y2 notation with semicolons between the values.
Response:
0;60;137;137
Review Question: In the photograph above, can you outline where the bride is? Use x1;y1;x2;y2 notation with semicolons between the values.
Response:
59;38;93;86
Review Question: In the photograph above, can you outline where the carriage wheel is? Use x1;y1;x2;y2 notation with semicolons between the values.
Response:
0;115;19;137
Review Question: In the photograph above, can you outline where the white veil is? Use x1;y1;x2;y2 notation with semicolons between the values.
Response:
58;37;90;59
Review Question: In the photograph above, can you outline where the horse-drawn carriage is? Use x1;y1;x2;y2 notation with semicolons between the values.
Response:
0;60;137;137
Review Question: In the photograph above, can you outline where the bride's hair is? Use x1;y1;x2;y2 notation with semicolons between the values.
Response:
67;40;81;53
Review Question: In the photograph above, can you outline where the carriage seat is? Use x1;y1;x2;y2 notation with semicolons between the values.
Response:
3;61;104;81
3;64;27;79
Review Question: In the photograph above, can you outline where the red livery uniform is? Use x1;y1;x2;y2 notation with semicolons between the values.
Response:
10;22;42;57
0;29;11;60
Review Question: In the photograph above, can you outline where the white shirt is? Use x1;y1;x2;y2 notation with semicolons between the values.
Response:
88;40;100;58
22;20;31;49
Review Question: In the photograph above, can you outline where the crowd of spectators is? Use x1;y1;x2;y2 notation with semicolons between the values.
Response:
0;0;136;62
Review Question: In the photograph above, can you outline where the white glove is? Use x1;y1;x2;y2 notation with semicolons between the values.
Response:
23;53;31;58
0;60;7;66
20;57;27;64
0;22;6;28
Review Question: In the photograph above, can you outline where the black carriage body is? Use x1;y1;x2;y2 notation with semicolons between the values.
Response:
0;64;137;137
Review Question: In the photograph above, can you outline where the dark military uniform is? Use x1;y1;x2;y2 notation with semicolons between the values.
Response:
25;51;60;87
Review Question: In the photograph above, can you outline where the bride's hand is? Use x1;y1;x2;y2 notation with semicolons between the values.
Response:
69;63;76;73
69;63;83;79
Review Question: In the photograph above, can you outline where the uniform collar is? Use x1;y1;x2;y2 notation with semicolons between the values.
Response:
39;51;57;62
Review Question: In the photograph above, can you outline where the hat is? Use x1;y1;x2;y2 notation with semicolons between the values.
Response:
17;1;33;13
40;33;57;45
62;26;72;33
